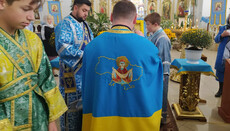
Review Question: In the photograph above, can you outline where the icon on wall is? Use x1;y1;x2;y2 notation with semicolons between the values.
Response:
51;4;58;12
210;0;227;25
48;1;62;25
215;2;222;11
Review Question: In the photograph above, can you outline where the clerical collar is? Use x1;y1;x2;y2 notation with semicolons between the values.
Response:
70;13;84;23
111;24;132;31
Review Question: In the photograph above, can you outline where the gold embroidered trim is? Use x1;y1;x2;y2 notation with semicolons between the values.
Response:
177;71;217;78
64;88;77;93
28;92;32;124
170;65;179;70
13;124;32;130
74;63;82;75
10;100;15;126
170;65;217;78
0;72;36;91
0;84;38;103
108;30;133;34
0;29;35;72
108;26;134;34
13;67;17;79
0;45;24;74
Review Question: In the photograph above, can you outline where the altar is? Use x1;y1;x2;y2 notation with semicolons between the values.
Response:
171;59;216;122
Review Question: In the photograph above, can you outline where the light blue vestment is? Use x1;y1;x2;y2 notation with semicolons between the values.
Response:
148;27;171;75
148;27;171;122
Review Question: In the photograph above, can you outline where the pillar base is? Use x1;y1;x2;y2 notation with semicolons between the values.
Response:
172;103;207;122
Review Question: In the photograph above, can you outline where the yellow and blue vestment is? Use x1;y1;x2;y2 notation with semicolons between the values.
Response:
82;26;163;131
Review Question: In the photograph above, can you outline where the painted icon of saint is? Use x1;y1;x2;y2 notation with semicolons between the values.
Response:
178;1;185;17
52;5;58;12
112;56;133;84
215;3;221;11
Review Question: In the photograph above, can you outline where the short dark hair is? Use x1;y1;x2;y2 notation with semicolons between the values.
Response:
112;0;136;21
6;0;43;7
71;0;91;10
144;12;161;25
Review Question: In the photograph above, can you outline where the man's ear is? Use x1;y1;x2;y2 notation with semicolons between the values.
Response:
110;13;113;22
133;14;137;25
0;0;7;10
73;5;78;11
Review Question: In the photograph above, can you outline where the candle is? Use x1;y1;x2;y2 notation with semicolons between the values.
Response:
196;19;198;28
189;19;192;29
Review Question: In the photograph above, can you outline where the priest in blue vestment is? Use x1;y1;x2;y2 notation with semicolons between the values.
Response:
82;1;163;131
55;0;93;130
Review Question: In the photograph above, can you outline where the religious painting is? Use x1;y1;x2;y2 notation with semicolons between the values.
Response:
177;0;188;17
210;0;227;25
51;4;58;13
162;0;171;19
215;2;222;11
99;0;107;15
137;5;145;18
147;0;157;15
48;1;62;25
131;0;144;18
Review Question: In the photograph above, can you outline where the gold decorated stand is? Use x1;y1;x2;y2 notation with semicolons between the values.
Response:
171;59;216;122
172;73;207;122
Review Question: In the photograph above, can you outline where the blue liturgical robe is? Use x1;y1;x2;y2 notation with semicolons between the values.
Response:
82;26;163;131
55;14;93;131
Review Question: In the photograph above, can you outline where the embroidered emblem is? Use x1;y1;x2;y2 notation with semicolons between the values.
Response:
112;56;133;84
95;56;143;90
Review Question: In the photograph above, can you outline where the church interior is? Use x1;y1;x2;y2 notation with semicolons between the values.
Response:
32;0;230;130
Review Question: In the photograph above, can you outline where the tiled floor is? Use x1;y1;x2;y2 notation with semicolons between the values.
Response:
169;49;230;131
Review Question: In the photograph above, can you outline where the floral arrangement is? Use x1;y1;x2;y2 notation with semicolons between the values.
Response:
180;29;212;49
164;29;176;42
160;18;173;29
86;12;111;37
